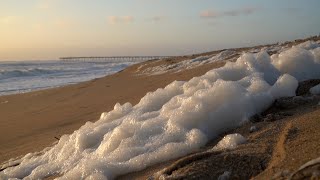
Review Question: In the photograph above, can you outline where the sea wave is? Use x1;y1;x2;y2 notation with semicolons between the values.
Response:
0;68;62;79
0;60;143;96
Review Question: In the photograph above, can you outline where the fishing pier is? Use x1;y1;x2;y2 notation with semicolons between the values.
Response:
59;56;173;62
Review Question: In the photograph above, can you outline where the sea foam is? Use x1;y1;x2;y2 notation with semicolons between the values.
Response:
213;133;247;151
1;41;320;180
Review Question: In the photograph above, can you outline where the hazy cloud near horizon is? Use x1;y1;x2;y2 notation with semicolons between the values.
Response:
0;16;19;24
200;7;259;19
148;16;167;23
107;16;134;24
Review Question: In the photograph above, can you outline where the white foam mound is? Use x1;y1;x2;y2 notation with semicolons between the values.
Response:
1;41;320;180
213;133;247;151
269;74;298;99
296;40;320;50
310;84;320;95
311;47;320;63
271;41;320;81
140;49;238;75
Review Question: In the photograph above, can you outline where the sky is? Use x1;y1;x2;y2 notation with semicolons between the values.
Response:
0;0;320;60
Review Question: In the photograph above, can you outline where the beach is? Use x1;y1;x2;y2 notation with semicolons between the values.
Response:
0;54;225;164
1;36;320;179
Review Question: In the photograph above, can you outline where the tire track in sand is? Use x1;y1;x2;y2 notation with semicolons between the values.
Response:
268;121;293;169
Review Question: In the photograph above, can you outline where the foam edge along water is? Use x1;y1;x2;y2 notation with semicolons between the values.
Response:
1;41;320;180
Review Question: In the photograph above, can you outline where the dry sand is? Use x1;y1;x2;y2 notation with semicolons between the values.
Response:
1;36;320;179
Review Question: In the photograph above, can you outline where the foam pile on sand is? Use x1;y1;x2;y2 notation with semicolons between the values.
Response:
310;84;320;95
140;49;238;75
212;133;247;151
1;41;320;180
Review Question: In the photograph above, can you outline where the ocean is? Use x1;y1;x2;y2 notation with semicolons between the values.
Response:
0;59;144;96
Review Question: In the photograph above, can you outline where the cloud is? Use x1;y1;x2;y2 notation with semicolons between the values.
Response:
144;16;167;23
107;16;134;25
200;10;219;18
0;16;18;24
149;16;166;23
200;7;259;19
